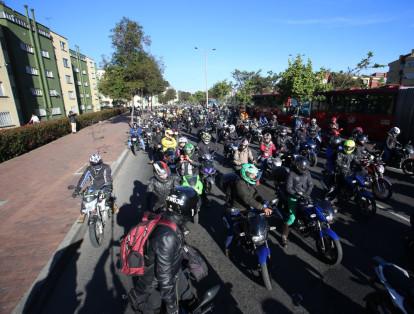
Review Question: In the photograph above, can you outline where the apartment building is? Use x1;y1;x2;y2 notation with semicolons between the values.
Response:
70;48;93;113
0;3;65;124
85;56;100;111
387;49;414;86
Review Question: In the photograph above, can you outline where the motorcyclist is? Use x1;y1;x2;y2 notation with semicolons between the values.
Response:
259;113;268;126
161;129;177;152
176;137;188;158
233;138;255;171
223;163;272;254
147;161;180;213
270;114;278;128
129;122;145;151
149;126;164;163
177;143;200;177
308;118;321;139
293;123;308;152
72;153;113;207
351;126;364;141
276;128;292;154
354;134;375;161
384;126;401;162
197;132;215;156
282;156;314;247
132;187;199;314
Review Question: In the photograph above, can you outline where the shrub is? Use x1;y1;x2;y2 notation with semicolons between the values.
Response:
0;108;126;163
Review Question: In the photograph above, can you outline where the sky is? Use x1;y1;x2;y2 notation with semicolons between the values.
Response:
9;0;414;92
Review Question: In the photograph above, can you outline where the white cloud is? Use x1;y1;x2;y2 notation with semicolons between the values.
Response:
276;17;394;26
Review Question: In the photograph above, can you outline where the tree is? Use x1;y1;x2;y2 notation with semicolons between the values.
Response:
277;54;329;104
329;51;386;89
178;91;192;102
193;91;206;105
209;80;232;102
158;88;176;104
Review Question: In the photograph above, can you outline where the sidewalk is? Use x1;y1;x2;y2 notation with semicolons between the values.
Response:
0;114;130;314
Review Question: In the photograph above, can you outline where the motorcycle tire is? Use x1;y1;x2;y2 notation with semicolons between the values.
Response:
316;235;343;266
89;219;104;248
372;178;392;200
260;263;272;290
402;159;414;176
358;196;377;217
308;153;318;167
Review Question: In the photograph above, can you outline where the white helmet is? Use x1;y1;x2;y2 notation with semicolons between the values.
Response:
390;127;400;136
228;124;235;133
311;118;317;125
89;153;102;165
178;136;188;144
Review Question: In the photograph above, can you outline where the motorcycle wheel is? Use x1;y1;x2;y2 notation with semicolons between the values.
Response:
89;219;104;248
316;235;343;266
308;153;318;167
260;262;272;290
358;196;377;217
402;159;414;176
372;178;392;200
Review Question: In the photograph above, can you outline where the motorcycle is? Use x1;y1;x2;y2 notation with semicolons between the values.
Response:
326;172;377;217
299;137;318;167
272;196;342;266
128;135;142;155
70;185;112;248
361;154;393;200
223;207;277;290
199;154;217;194
365;256;414;314
250;125;263;144
181;175;203;224
389;141;414;176
224;142;238;163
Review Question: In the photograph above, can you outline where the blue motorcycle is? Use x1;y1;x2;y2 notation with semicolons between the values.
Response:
273;196;343;266
223;207;276;290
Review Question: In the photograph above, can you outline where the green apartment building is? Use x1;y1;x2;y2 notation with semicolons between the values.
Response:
70;48;93;113
0;3;65;124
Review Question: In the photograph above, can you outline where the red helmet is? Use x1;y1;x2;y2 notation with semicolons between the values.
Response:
331;116;337;123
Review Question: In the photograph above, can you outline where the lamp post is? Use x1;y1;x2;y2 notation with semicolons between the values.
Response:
194;47;216;107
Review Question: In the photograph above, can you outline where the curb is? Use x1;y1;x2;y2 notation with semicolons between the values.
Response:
13;148;130;314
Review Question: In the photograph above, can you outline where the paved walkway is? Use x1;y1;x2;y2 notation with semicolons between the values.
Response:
0;114;130;314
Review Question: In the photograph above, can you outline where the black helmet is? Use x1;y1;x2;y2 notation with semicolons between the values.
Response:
356;134;368;145
153;161;170;182
294;156;309;174
165;186;198;219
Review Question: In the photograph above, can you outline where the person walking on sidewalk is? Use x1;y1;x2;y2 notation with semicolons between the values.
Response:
68;110;77;134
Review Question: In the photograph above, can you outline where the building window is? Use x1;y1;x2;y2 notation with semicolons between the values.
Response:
30;88;43;96
0;112;13;127
406;61;414;68
45;70;54;78
74;67;80;73
49;90;59;97
77;81;81;86
41;50;50;58
60;41;66;51
68;91;76;99
82;70;87;75
26;66;39;75
65;75;72;84
20;42;34;53
63;58;70;68
86;94;90;98
405;73;414;80
0;82;5;97
84;82;88;87
51;107;61;115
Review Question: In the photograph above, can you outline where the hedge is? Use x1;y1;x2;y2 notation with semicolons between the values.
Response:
0;108;126;163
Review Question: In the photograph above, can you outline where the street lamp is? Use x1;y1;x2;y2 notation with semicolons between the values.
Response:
194;47;216;107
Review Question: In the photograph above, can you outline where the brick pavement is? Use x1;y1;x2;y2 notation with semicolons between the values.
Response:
0;114;130;314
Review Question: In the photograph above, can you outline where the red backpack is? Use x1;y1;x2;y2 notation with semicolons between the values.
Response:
120;212;177;276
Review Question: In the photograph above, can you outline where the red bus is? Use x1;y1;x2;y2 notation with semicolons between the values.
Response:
252;86;414;142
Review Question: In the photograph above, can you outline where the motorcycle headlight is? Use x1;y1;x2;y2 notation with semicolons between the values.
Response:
310;144;316;149
325;212;334;223
377;165;385;174
252;234;266;244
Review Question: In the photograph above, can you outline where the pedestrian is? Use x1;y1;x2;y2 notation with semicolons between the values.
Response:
28;113;40;124
68;110;77;133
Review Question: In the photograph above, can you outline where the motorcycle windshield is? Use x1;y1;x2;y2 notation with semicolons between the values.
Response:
248;213;268;239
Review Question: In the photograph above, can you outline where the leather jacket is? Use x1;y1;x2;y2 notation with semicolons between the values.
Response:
227;177;264;211
76;163;112;192
286;169;313;197
335;151;358;176
147;176;180;211
197;141;215;156
134;212;185;311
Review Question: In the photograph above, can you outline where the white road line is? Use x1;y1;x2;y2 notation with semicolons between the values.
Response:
376;201;410;224
389;211;410;223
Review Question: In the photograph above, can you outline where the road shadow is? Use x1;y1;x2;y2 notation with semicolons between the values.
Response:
116;179;148;236
261;298;292;314
24;240;83;314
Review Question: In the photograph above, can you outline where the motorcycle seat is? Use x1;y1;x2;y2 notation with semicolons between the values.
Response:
383;265;414;299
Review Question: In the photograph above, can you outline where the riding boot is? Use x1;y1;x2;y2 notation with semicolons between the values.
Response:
282;223;290;248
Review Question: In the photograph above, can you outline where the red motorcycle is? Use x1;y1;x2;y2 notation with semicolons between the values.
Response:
361;154;393;201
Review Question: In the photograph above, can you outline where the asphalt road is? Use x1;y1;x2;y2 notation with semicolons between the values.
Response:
40;130;414;314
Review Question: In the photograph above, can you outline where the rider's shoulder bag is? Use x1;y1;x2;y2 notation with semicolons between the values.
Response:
120;211;177;276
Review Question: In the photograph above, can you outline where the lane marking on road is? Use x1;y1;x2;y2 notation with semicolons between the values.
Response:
376;201;410;223
389;211;410;223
